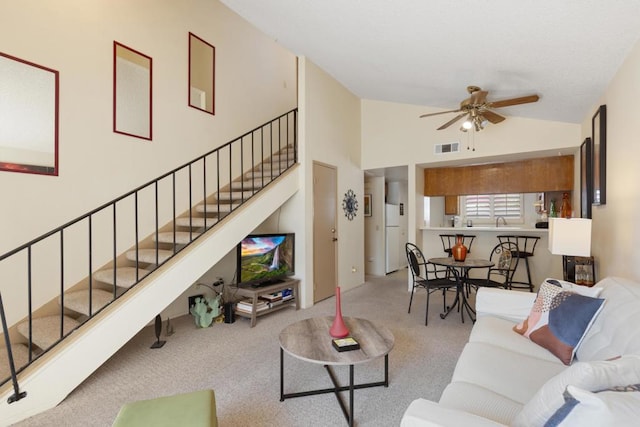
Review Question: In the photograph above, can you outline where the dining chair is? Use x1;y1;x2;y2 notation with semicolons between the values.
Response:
405;243;456;325
467;241;520;291
497;235;539;292
439;234;476;257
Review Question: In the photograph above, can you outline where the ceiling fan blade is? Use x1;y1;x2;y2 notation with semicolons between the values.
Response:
481;110;506;124
489;94;539;109
437;113;468;130
419;109;462;118
469;90;488;105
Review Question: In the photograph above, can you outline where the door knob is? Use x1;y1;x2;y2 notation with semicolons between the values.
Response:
332;237;338;242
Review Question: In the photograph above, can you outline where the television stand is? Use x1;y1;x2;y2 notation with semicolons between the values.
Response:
250;278;284;288
231;278;300;327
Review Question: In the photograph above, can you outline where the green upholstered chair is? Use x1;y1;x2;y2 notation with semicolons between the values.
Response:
112;389;217;427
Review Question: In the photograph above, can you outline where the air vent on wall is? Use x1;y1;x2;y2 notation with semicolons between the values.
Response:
434;142;460;154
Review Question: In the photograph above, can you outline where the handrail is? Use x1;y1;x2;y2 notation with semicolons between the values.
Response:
0;109;297;264
0;109;297;395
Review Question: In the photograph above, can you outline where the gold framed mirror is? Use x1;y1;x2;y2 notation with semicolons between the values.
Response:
188;32;215;115
0;52;59;175
113;41;152;140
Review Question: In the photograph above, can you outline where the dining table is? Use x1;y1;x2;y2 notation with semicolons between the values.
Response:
427;257;494;323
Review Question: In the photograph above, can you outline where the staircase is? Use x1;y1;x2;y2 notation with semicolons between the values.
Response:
0;110;299;425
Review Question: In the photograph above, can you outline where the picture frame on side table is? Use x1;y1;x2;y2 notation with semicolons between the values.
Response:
565;256;595;287
364;194;372;217
580;137;592;218
592;105;607;205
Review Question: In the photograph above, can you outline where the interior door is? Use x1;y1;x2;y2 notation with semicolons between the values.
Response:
313;162;338;302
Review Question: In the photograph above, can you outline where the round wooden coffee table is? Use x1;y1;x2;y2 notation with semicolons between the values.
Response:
279;316;394;426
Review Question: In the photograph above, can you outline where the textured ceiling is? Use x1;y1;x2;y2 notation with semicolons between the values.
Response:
221;0;640;124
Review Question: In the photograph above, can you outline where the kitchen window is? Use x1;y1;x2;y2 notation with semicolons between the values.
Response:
463;194;524;224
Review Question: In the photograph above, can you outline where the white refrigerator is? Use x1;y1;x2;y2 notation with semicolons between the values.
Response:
385;204;400;273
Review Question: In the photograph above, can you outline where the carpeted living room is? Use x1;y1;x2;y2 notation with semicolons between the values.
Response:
3;1;640;426
14;270;476;426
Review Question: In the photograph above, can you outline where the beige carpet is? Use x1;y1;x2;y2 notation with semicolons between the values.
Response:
14;269;474;426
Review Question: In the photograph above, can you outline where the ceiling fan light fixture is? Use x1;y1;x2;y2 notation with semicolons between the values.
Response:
419;85;539;134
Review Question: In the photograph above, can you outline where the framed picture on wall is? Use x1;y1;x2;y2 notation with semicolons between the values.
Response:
0;51;59;176
364;194;372;217
580;137;592;218
592;105;607;205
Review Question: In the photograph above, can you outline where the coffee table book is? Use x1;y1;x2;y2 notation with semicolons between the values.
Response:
332;337;360;352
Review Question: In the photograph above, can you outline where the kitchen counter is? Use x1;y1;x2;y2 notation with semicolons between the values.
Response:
420;225;561;287
420;226;547;233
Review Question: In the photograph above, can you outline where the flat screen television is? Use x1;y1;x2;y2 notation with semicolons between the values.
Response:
236;233;295;287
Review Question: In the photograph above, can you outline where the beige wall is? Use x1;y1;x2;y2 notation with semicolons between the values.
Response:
296;57;364;306
1;0;296;253
3;0;638;325
361;100;580;170
0;0;297;322
364;176;386;275
360;35;640;284
585;39;640;281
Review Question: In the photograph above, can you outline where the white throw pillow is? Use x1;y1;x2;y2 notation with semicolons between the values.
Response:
544;385;640;427
512;355;640;427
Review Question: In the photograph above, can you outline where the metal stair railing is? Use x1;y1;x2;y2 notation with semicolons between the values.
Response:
0;109;297;400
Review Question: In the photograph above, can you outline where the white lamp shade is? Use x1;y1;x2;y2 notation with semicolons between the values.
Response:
548;218;592;256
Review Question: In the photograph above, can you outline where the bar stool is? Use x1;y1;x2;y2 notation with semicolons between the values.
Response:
439;234;476;257
497;235;540;292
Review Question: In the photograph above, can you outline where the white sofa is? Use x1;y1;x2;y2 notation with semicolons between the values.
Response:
401;277;640;426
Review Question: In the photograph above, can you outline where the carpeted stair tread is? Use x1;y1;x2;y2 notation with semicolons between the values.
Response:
230;179;265;190
0;343;30;382
93;267;150;288
270;152;295;161
175;217;218;228
61;289;115;316
196;203;239;214
243;169;280;180
153;231;201;245
17;315;80;350
125;248;173;265
257;159;295;171
215;190;254;201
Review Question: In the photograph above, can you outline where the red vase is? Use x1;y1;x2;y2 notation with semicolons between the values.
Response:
329;287;349;338
452;234;468;262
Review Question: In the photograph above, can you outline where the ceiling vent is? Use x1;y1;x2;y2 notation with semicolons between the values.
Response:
434;142;460;154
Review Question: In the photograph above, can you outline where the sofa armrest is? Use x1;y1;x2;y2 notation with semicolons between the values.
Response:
475;288;536;323
401;399;507;427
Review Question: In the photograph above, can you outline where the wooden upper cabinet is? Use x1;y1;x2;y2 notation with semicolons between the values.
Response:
444;195;458;215
424;155;574;196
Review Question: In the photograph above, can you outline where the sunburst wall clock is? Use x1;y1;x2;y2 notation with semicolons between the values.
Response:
342;189;358;220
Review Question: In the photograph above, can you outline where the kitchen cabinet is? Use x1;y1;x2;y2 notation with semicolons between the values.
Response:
444;196;458;215
424;155;573;196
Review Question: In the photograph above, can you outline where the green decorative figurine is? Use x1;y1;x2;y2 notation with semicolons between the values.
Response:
189;295;221;328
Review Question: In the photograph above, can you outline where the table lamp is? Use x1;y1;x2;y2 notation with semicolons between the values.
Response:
548;218;592;281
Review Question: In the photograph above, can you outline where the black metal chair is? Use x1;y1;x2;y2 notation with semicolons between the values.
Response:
497;235;540;292
405;243;456;325
439;234;476;257
467;241;520;291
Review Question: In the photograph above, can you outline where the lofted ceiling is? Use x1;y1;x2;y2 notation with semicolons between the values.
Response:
220;0;640;124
